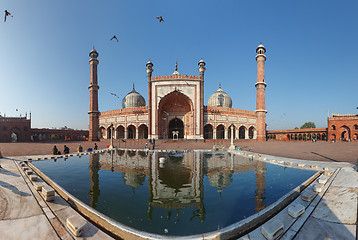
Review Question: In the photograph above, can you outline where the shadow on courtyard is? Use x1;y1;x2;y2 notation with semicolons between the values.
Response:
310;152;339;162
0;180;31;197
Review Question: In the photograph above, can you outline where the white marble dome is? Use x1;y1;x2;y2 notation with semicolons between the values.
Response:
122;85;146;108
208;84;232;108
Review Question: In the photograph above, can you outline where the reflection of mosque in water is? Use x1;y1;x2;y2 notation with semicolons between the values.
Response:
88;150;266;218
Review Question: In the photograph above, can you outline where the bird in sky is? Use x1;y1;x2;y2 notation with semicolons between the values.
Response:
4;10;13;22
156;16;164;22
110;35;119;42
111;93;119;98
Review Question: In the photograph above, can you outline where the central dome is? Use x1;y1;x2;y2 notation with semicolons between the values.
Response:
208;84;232;108
122;85;146;108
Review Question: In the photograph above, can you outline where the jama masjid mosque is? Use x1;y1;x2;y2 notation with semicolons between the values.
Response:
88;44;268;141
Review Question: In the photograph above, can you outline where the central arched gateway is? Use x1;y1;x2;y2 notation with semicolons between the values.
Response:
169;118;184;139
158;91;193;139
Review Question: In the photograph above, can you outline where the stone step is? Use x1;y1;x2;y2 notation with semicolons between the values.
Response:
302;188;317;202
261;220;284;240
30;175;38;181
288;204;305;218
318;176;328;184
33;182;45;191
313;183;324;193
66;215;87;237
42;185;55;197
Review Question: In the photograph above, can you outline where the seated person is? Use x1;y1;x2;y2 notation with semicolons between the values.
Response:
52;146;58;155
64;145;70;154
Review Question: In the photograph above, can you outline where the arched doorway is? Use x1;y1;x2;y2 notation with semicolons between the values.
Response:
340;125;350;141
127;125;136;139
138;124;148;139
239;126;245;139
169;118;184;139
248;127;255;139
158;91;193;139
11;132;18;142
116;126;125;139
106;126;112;140
216;125;225;139
204;124;213;139
331;134;336;141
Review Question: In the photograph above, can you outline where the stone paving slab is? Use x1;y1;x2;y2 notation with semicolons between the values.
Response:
312;186;357;224
0;214;60;240
294;217;356;240
0;160;43;220
331;167;358;188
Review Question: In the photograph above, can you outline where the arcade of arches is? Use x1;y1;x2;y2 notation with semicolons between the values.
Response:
203;124;256;140
100;124;149;140
267;114;358;142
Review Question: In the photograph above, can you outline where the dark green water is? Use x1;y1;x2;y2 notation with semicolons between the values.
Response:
32;150;315;236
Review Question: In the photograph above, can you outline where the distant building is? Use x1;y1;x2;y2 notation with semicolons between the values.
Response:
89;44;268;141
0;114;88;142
267;113;358;142
0;115;31;142
328;114;358;141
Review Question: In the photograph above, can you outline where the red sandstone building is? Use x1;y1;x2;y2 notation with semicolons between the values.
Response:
267;113;358;142
88;44;268;141
0;114;88;142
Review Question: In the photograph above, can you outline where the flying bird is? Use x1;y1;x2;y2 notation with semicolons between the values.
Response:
156;16;164;22
4;10;13;22
110;35;119;42
111;93;119;98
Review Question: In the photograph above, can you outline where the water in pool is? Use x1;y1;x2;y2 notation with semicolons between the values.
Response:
32;150;315;236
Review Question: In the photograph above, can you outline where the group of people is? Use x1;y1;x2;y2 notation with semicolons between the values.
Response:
145;138;156;150
52;143;98;155
52;145;69;155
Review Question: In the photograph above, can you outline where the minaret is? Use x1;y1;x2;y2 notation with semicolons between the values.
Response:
198;58;206;139
146;59;154;139
255;43;267;141
88;48;100;141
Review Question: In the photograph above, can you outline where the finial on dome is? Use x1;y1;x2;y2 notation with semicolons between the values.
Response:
132;83;135;91
172;60;179;75
219;82;221;89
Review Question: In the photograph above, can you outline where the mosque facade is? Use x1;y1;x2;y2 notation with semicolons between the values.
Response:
89;44;268;141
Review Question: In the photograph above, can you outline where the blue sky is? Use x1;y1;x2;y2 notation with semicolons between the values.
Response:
0;0;357;130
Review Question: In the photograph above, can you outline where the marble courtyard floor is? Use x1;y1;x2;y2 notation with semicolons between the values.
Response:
0;140;357;239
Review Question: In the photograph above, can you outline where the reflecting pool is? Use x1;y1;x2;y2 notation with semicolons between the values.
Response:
32;150;316;236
